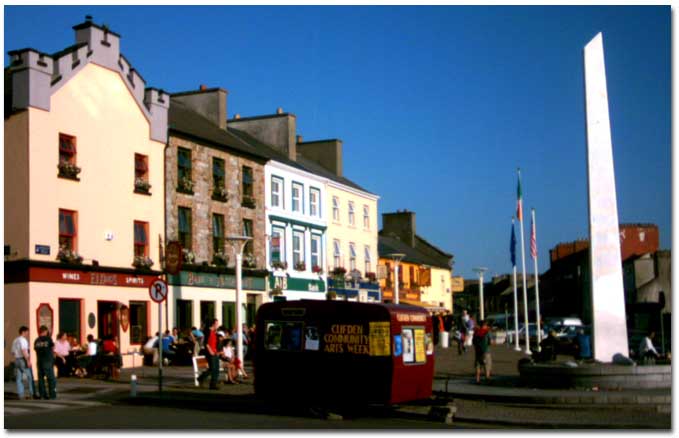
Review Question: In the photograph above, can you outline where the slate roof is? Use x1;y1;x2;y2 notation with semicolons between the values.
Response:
169;100;271;163
229;124;376;196
378;234;451;270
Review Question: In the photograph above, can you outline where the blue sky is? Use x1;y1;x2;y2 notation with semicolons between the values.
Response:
4;6;671;279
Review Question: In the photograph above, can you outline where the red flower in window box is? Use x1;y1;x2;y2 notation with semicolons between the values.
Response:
312;265;323;274
294;261;306;272
331;267;347;277
365;272;377;283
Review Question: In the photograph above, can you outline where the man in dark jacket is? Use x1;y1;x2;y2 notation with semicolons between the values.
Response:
34;325;57;399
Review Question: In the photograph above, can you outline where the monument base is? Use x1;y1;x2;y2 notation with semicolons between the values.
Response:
518;361;671;390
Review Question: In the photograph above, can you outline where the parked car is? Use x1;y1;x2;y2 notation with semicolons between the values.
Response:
508;323;545;345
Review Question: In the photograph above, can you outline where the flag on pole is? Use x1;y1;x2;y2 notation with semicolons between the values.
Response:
530;213;537;259
516;170;523;222
510;220;517;267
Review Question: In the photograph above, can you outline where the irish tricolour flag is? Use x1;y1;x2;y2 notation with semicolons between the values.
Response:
516;170;523;222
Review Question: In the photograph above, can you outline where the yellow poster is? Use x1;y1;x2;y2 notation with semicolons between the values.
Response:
369;321;391;356
414;328;426;363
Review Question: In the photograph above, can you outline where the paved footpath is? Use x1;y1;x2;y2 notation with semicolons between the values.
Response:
5;345;671;428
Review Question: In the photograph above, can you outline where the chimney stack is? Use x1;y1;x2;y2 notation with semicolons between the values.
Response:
382;211;417;248
277;107;283;114
297;139;343;177
171;87;228;130
228;109;297;161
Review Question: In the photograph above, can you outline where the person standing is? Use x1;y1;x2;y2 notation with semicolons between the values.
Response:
34;325;57;400
11;326;36;400
473;319;492;384
197;318;220;390
54;332;73;377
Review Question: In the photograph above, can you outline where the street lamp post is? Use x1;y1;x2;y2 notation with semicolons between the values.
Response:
473;267;488;321
226;235;252;368
388;253;406;305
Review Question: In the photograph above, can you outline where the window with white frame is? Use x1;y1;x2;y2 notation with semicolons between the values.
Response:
292;230;304;266
349;243;357;271
364;245;372;274
292;183;303;213
271;176;283;208
363;205;370;229
270;227;286;264
311;234;321;270
309;188;320;217
348;201;355;226
332;196;340;222
333;239;341;268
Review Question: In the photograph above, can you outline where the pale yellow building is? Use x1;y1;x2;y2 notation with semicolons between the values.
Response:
5;19;169;370
325;181;380;301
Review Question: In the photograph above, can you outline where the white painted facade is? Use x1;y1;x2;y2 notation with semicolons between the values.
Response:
264;161;328;301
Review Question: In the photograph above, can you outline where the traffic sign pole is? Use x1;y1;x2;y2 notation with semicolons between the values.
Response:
149;278;168;393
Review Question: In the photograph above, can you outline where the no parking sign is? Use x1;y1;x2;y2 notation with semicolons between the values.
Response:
149;278;168;303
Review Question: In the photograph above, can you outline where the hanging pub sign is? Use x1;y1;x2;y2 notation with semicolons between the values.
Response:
165;241;182;275
36;303;54;335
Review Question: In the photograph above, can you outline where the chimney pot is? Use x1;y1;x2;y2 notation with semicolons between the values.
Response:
297;135;303;143
85;15;93;22
277;107;283;114
235;113;241;119
200;84;207;91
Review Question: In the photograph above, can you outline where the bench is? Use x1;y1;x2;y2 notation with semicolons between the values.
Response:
192;355;225;386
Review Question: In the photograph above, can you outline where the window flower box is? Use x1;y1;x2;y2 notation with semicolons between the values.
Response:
271;261;288;270
182;248;196;264
132;256;154;269
270;285;284;296
241;195;256;209
294;261;306;272
211;186;228;202
242;253;256;269
134;177;152;194
57;161;81;180
212;251;229;267
177;176;194;194
331;267;347;277
312;265;323;274
366;272;377;283
57;247;83;264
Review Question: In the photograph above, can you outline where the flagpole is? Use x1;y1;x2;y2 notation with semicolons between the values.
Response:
518;169;531;355
512;218;521;351
532;208;542;351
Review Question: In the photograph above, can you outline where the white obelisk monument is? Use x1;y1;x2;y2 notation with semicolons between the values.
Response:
583;33;629;362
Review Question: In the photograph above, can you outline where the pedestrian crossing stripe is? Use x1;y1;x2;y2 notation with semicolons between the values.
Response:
4;400;106;416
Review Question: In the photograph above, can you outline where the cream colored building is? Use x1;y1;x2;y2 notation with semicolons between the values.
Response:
5;19;168;370
325;181;380;301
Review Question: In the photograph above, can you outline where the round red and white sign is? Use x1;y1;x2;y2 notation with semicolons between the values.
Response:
149;279;168;303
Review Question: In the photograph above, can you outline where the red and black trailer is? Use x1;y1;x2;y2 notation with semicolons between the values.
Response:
254;300;434;406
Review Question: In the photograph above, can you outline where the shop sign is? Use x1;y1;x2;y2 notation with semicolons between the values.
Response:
36;303;54;335
29;267;158;288
35;245;50;255
165;241;182;275
119;305;130;332
171;271;266;291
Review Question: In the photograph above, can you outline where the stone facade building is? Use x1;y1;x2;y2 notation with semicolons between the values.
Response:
165;89;271;330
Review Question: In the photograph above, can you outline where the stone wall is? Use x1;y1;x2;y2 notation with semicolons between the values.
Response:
166;134;266;268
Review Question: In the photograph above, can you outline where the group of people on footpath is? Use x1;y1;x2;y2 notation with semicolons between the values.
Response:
196;318;253;390
11;325;125;400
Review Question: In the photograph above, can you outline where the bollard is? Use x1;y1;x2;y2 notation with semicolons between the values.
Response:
130;374;137;397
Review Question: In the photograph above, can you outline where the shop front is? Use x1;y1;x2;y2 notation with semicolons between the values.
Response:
327;277;381;302
4;261;162;371
168;268;268;333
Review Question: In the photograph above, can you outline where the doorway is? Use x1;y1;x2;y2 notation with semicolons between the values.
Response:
98;301;120;340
